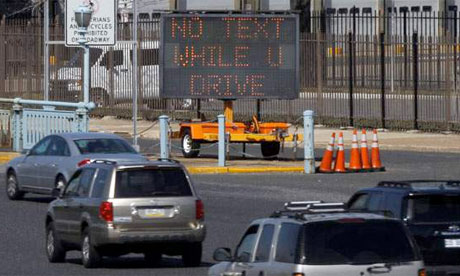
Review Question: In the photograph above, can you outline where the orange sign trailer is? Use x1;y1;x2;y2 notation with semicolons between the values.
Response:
175;101;303;158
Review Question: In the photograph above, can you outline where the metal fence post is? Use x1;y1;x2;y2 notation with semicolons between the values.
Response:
12;103;23;152
218;114;226;167
413;32;419;130
348;32;354;126
75;106;88;132
380;32;386;129
159;115;169;159
304;110;315;174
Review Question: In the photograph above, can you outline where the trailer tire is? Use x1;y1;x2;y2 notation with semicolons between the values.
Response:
181;129;200;158
261;142;280;158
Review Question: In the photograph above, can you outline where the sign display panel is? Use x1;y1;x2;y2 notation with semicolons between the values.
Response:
160;14;299;99
65;0;117;46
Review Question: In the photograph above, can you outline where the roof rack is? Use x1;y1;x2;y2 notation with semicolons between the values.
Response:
271;201;347;219
157;158;181;164
91;160;117;165
378;180;460;189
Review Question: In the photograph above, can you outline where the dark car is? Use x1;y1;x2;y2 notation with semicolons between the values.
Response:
347;180;460;264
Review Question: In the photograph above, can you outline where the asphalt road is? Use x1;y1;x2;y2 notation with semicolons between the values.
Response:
2;149;460;276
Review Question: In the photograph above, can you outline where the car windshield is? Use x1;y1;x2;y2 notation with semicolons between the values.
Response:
411;195;460;223
303;220;417;265
115;168;193;198
74;138;137;154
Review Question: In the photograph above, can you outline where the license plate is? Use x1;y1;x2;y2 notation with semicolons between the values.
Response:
444;239;460;248
140;208;166;218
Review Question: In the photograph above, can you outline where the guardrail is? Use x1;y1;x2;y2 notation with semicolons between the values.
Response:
0;98;95;152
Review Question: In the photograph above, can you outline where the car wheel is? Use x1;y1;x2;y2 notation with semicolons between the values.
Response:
6;172;25;200
261;142;280;158
46;222;66;263
144;251;162;266
182;242;202;267
81;228;101;268
181;129;200;158
55;175;66;191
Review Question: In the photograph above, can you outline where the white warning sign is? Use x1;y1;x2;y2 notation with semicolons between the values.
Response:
65;0;117;46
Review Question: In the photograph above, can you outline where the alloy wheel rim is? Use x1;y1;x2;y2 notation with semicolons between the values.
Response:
47;231;54;256
183;135;192;152
7;176;17;197
82;236;90;262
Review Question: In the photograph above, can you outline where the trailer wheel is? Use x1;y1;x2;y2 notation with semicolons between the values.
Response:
261;142;280;158
181;129;200;158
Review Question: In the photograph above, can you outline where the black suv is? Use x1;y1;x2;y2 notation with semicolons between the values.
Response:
348;180;460;264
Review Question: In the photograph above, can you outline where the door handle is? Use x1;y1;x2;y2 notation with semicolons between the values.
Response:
50;164;57;167
34;163;39;167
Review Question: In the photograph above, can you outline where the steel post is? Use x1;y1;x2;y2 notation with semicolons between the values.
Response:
303;110;315;174
83;45;90;104
159;115;169;159
132;0;139;147
12;104;23;152
44;0;49;101
218;114;226;167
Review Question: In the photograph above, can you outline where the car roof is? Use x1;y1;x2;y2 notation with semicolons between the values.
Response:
255;212;393;226
356;180;460;196
57;132;125;140
260;201;395;225
84;159;183;169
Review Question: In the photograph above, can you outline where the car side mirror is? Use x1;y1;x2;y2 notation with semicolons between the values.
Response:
51;188;62;198
213;248;233;262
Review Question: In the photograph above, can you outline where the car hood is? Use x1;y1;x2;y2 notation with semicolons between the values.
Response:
6;155;26;167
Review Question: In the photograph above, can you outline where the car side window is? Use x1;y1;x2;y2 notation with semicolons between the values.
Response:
255;224;275;263
46;137;70;156
64;170;82;197
349;193;369;210
383;192;401;218
91;169;109;198
77;168;96;197
30;137;52;156
368;192;384;211
235;225;259;263
275;223;301;263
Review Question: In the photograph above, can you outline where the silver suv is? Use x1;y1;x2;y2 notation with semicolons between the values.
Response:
45;159;206;268
209;202;425;276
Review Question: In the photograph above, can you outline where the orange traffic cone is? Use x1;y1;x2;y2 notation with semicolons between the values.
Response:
360;129;371;171
319;133;336;173
349;129;362;171
371;129;385;171
333;132;347;173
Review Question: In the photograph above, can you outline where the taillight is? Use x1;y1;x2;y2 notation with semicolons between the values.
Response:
99;201;113;222
196;200;204;220
77;159;91;167
418;269;427;276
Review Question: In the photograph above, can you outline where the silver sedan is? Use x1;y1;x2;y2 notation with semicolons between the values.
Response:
5;132;148;200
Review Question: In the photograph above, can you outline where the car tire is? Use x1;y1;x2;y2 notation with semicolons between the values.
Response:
261;142;280;158
182;242;202;267
55;175;66;191
46;222;66;263
144;251;162;266
81;228;101;268
6;172;25;200
181;129;200;158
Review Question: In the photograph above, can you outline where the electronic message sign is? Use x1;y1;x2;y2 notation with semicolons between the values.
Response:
160;14;299;99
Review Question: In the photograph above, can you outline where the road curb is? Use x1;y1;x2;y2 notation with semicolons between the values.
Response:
186;166;305;174
0;153;19;164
